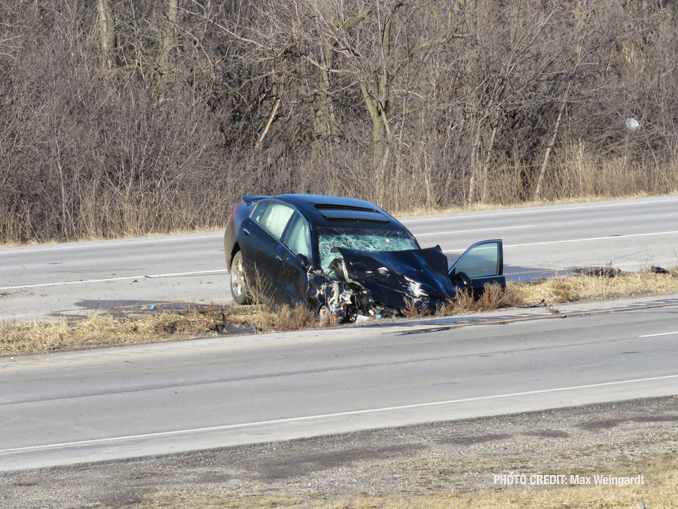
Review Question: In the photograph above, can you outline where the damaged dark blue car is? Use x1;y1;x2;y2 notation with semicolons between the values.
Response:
224;194;505;322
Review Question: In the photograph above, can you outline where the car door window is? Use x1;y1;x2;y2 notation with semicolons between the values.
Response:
450;241;501;278
250;200;269;222
283;213;311;259
257;202;295;239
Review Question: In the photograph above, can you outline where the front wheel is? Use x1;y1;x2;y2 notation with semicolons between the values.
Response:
230;251;251;305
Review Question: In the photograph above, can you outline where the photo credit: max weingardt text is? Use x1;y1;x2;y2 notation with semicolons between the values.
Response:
494;474;646;486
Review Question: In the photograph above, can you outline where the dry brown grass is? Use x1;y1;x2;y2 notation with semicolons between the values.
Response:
3;270;678;357
135;454;677;508
0;303;316;357
508;268;678;306
326;466;677;509
245;266;320;332
403;284;512;319
402;298;432;318
397;269;678;322
252;303;318;332
0;310;218;356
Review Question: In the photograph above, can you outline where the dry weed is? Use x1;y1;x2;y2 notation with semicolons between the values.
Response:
252;303;317;332
324;466;676;508
245;266;318;332
0;301;321;356
138;455;677;508
509;269;678;306
436;283;509;316
402;298;432;318
3;270;678;357
0;307;246;356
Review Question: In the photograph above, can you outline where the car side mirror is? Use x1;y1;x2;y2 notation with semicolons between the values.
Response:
296;253;310;270
451;271;472;290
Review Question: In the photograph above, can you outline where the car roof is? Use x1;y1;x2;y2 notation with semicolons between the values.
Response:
249;194;409;232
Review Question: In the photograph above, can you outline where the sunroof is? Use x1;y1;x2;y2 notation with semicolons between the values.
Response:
319;209;390;223
314;204;377;212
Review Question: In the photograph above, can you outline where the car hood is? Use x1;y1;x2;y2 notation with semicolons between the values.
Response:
332;246;457;309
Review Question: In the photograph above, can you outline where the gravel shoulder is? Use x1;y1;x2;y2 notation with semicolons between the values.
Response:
2;396;677;508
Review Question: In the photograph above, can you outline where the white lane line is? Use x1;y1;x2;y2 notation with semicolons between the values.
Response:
0;269;229;291
415;225;535;236
640;331;678;338
400;196;678;223
442;230;678;253
505;230;678;248
3;373;678;454
0;233;223;254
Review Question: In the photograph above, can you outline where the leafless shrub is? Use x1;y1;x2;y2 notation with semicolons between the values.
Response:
253;303;317;333
2;1;678;244
508;268;678;306
437;284;509;316
243;264;318;332
402;298;432;319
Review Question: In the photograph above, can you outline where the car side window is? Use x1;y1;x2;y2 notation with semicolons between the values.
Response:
450;242;501;278
283;213;311;259
257;202;295;240
250;200;269;223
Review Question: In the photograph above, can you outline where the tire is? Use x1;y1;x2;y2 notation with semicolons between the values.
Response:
230;251;251;305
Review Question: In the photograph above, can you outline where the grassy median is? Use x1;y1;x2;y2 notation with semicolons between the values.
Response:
131;451;677;509
1;268;677;357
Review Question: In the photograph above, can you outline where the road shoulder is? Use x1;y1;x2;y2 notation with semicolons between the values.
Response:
2;396;677;508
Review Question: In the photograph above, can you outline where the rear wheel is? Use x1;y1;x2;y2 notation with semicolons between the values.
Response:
230;251;251;305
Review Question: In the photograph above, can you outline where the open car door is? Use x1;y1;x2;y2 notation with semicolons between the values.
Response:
448;240;505;297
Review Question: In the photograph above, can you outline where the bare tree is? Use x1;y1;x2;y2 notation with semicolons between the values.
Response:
96;0;115;68
158;0;179;80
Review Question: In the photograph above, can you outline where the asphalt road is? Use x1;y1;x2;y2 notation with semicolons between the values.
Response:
2;195;678;472
2;296;678;471
1;195;678;322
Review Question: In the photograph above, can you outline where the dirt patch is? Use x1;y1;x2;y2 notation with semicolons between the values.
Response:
524;430;571;439
251;444;425;481
437;433;512;446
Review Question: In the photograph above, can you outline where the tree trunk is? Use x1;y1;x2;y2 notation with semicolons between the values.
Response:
158;0;179;80
97;0;114;68
533;82;570;201
480;123;498;202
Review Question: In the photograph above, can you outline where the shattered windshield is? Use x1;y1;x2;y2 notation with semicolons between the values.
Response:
318;227;418;273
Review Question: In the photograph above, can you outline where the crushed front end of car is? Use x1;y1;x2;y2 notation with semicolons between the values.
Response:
308;245;458;322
